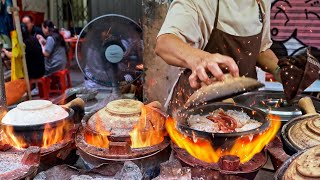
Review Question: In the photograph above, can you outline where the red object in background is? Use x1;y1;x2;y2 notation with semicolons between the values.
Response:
266;72;276;82
271;0;320;49
49;69;72;95
30;77;50;100
64;38;85;63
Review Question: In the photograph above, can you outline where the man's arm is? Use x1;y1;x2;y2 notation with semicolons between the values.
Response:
257;49;281;81
155;34;239;89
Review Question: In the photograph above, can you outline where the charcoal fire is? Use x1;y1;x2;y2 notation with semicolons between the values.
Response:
76;99;170;179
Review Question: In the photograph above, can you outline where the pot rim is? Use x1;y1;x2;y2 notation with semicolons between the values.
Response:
281;113;319;154
175;102;270;138
274;147;308;180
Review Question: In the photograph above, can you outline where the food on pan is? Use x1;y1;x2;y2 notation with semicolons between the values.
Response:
187;108;262;133
284;145;320;180
288;115;320;150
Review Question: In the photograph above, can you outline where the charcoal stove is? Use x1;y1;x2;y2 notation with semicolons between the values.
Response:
75;100;171;179
0;98;85;170
76;129;170;168
233;91;320;122
173;143;267;180
166;102;280;180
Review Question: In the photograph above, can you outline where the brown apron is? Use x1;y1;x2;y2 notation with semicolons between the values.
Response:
167;0;264;115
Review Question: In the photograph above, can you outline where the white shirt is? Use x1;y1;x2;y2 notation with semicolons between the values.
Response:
158;0;273;52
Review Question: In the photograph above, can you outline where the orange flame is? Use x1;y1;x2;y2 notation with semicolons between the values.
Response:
166;114;281;163
84;106;166;149
2;126;27;149
42;120;73;148
2;119;73;149
129;105;166;148
85;113;110;148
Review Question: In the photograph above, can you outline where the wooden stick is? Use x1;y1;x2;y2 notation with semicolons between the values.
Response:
11;0;31;100
0;43;8;116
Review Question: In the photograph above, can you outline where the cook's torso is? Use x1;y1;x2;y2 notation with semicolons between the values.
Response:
166;0;265;115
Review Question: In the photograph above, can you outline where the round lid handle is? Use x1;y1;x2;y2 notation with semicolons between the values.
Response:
17;100;52;111
106;99;143;115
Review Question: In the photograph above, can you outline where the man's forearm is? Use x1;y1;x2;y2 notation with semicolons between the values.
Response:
155;34;210;70
257;49;279;74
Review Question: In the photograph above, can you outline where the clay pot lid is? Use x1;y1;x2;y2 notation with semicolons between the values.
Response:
283;145;320;179
106;99;143;115
288;115;320;150
2;100;69;126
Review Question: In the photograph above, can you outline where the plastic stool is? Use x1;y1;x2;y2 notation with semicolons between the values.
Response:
30;77;50;99
49;69;72;94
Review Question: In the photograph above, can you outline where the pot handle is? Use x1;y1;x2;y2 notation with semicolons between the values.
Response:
298;97;317;115
61;98;85;123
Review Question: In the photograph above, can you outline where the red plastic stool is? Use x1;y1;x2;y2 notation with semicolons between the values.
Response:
30;77;50;99
49;69;72;94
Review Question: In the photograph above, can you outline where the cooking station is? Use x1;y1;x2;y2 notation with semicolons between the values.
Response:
0;81;320;179
1;13;320;180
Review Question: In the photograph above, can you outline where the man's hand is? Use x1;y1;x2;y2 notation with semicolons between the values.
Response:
188;53;239;89
156;34;239;89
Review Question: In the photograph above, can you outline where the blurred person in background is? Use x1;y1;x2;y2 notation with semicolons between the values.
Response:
1;23;45;79
21;14;44;38
37;20;67;76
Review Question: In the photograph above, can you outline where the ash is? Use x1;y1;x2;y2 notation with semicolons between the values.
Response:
114;161;143;180
0;153;27;174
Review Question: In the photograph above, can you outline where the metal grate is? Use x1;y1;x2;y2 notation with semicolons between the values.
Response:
55;0;89;32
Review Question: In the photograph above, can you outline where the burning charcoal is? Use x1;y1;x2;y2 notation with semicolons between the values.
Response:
152;160;192;180
0;143;11;151
218;155;240;171
21;146;41;166
109;142;131;154
114;161;142;180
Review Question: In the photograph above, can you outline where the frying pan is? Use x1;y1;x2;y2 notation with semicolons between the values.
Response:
175;102;270;150
0;98;85;147
281;96;320;155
